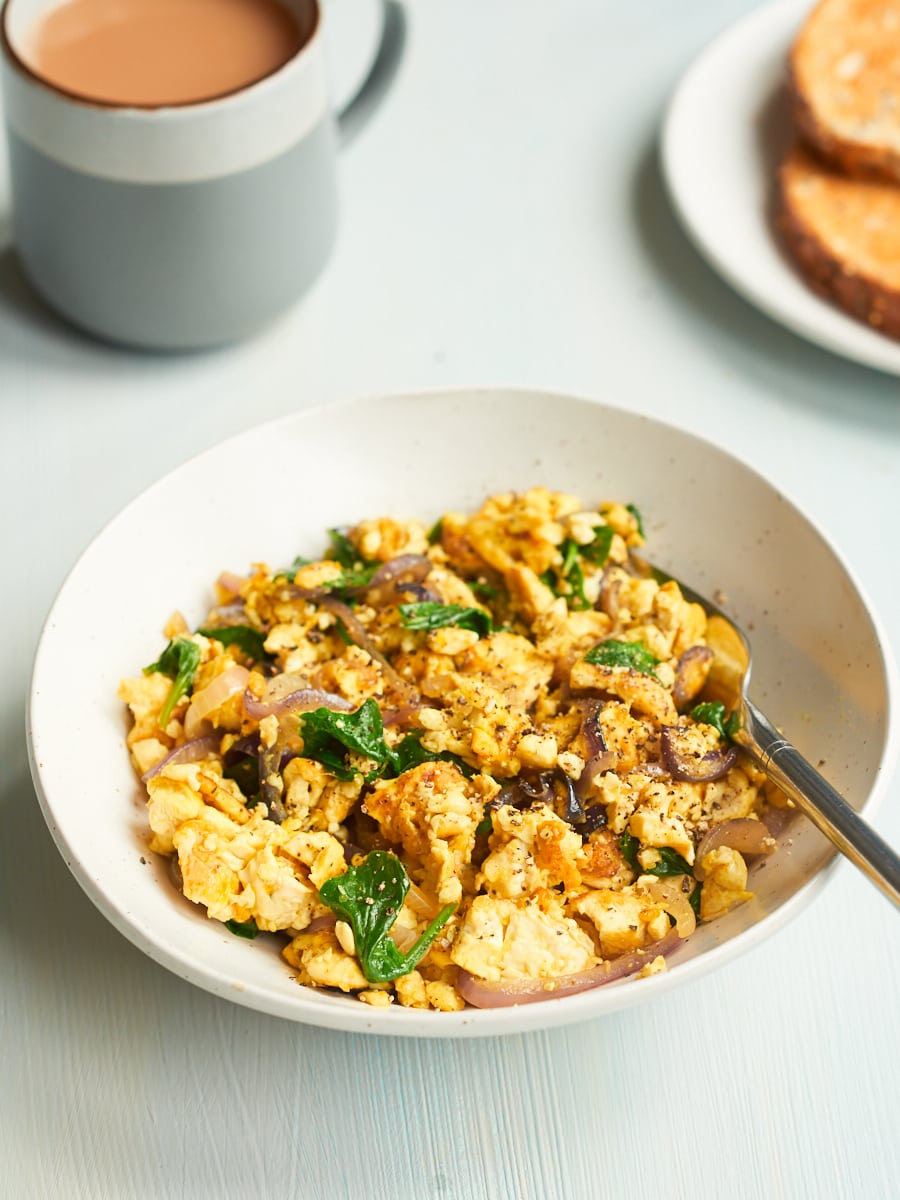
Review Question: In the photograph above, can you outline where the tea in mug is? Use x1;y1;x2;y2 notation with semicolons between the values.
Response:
22;0;306;107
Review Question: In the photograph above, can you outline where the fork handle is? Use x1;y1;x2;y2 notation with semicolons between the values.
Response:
740;701;900;910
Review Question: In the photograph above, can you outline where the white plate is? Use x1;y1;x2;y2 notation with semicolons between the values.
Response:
321;0;385;115
27;390;899;1038
661;0;900;376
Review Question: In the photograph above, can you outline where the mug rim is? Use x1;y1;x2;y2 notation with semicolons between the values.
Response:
0;0;321;113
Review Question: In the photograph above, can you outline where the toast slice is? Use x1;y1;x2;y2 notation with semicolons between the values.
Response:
790;0;900;182
778;141;900;337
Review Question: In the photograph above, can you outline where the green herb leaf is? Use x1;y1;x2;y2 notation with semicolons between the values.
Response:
224;917;259;939
388;730;476;779
469;579;500;600
143;637;202;728
326;563;380;597
626;503;645;539
561;538;580;577
581;523;615;566
584;639;660;676
689;882;702;918
690;701;741;742
543;528;613;611
298;698;389;781
275;554;313;582
427;518;444;545
475;815;493;837
619;831;640;870
223;754;261;806
196;624;271;663
399;602;493;638
319;851;455;982
333;618;354;646
327;528;362;570
644;847;694;877
298;700;475;783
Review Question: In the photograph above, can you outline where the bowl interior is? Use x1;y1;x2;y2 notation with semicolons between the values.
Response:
27;389;897;1036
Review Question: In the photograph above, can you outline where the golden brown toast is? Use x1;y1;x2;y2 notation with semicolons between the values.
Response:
778;141;900;337
790;0;900;182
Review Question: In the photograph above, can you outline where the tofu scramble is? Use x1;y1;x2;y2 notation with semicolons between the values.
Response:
120;489;784;1011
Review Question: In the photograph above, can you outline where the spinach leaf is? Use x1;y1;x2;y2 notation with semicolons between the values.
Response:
619;834;693;878
223;754;261;806
644;847;694;877
275;554;313;582
626;503;645;539
469;579;500;600
619;831;640;870
196;624;271;663
690;701;741;742
298;701;475;782
475;815;493;837
318;851;455;982
399;602;493;638
326;564;380;596
143;637;202;728
388;730;476;779
327;528;361;570
689;882;702;918
427;518;444;545
225;917;259;939
580;524;615;566
584;639;660;676
543;528;613;610
298;698;389;781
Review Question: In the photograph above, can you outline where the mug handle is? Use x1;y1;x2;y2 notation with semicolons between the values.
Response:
329;0;406;145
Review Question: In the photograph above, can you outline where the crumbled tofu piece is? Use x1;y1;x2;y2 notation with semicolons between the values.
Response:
699;847;753;920
451;895;597;982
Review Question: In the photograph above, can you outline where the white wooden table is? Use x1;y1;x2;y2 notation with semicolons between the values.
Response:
2;2;899;1196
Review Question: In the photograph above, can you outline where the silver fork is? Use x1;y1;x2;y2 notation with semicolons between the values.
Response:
633;556;900;910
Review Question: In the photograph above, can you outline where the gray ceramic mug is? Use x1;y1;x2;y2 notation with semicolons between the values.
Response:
0;0;338;349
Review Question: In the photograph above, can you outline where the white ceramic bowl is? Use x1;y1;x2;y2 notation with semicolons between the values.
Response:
27;390;899;1037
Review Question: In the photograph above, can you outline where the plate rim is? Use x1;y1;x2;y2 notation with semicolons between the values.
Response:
26;387;900;1037
660;0;900;378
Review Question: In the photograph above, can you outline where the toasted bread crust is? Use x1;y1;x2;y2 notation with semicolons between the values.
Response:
790;0;900;182
778;142;900;338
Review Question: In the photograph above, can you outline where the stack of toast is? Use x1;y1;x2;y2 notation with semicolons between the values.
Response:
779;0;900;339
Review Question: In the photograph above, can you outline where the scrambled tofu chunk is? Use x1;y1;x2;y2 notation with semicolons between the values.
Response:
480;806;583;897
571;886;670;956
283;928;369;991
450;895;597;982
364;761;492;904
699;847;753;920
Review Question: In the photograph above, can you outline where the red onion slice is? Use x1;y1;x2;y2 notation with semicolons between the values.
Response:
381;703;427;728
141;734;221;782
258;740;287;825
305;913;338;934
216;571;248;598
597;566;623;619
660;726;738;783
673;646;714;708
457;929;683;1008
184;665;250;739
573;702;616;802
368;554;431;590
288;585;419;702
641;876;697;938
242;686;355;722
759;804;795;838
694;818;777;879
203;603;251;628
